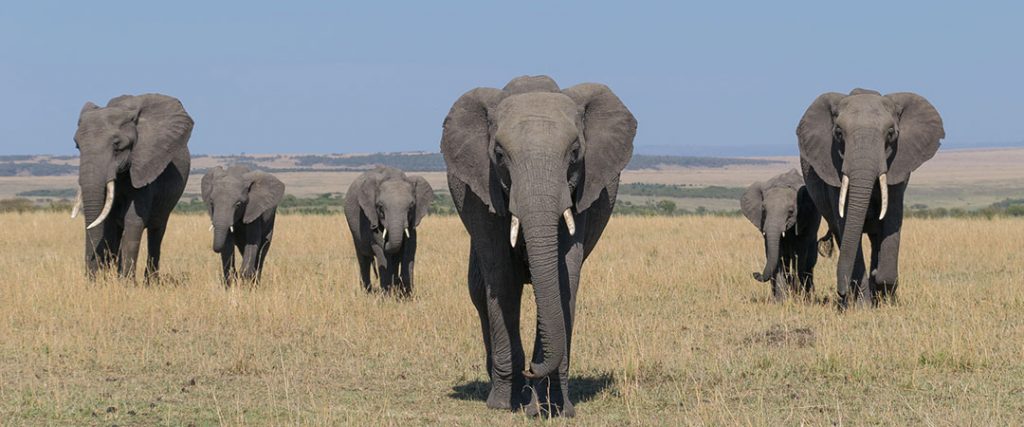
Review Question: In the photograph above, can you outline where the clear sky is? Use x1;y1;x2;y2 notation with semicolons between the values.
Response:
1;2;1021;156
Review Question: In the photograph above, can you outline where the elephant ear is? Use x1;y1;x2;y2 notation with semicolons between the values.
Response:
562;83;637;213
411;175;433;227
441;87;507;215
796;92;845;188
242;172;285;223
740;182;765;229
200;166;225;213
354;170;383;228
885;92;944;185
107;94;194;188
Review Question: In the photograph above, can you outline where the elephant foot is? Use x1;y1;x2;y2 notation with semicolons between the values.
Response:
485;379;526;411
836;292;849;311
523;376;575;418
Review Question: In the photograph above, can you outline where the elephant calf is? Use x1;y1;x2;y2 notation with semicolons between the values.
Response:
343;166;433;295
741;169;824;301
201;165;285;284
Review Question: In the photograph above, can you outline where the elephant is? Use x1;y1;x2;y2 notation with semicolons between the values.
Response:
797;88;944;308
440;75;636;417
741;169;823;301
343;166;433;295
201;165;285;284
71;93;193;280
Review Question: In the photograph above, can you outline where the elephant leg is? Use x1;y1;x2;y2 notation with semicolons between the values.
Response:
220;247;235;286
144;222;167;283
255;239;272;282
400;235;416;296
870;229;901;303
118;208;145;281
851;244;871;307
240;223;262;282
797;240;818;296
526;236;584;418
471;244;526;411
356;253;374;292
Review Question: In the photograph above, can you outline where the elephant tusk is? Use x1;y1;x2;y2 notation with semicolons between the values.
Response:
209;223;214;232
563;208;576;236
86;181;115;230
229;225;235;233
838;175;849;218
382;228;387;241
878;173;888;220
782;231;786;238
404;228;410;238
510;215;520;248
70;186;83;219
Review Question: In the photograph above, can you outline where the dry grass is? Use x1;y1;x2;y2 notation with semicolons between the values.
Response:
1;212;1023;425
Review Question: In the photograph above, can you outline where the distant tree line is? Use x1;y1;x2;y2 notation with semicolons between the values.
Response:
617;183;745;199
6;195;1024;219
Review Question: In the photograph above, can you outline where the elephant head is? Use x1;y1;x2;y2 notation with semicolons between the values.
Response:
742;169;807;282
201;166;285;253
441;76;636;379
72;94;193;263
353;167;433;254
797;89;943;297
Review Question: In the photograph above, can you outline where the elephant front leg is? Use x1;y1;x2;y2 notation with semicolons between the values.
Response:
239;223;262;282
220;248;235;286
797;240;819;296
869;229;901;303
118;212;145;281
399;234;416;296
356;253;374;292
144;222;167;284
470;246;526;411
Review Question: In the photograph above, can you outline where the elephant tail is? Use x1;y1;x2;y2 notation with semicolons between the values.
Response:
817;229;836;258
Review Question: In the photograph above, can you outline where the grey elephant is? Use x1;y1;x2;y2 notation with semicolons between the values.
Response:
797;89;944;308
201;165;285;284
741;169;823;301
72;94;193;280
343;166;433;295
441;75;636;417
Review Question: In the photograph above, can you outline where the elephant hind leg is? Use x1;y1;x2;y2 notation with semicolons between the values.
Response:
145;223;167;283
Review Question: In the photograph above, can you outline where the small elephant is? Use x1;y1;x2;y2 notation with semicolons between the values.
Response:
797;89;944;308
72;93;193;280
343;166;433;295
741;169;822;301
441;75;636;417
201;166;285;284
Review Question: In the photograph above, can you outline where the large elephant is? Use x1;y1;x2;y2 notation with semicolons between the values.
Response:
741;169;823;301
201;165;285;284
72;94;193;280
797;89;944;308
441;75;636;417
343;166;433;295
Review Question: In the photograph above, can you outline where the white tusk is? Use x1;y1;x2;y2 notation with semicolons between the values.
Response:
86;181;115;230
563;209;576;236
382;228;387;241
70;186;83;219
229;225;234;233
404;228;410;238
838;175;849;218
209;224;214;232
878;173;888;220
510;215;520;248
782;231;786;238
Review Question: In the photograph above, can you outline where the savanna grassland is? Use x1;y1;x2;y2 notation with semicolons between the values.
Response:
1;212;1023;425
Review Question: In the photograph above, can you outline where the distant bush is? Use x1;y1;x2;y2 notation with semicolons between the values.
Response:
625;155;780;170
0;162;77;176
17;188;77;198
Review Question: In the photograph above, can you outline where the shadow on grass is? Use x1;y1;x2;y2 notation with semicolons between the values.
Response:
449;373;614;404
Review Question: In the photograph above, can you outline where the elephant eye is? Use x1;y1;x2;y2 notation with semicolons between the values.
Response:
493;144;506;164
568;140;581;164
833;126;844;141
887;127;897;142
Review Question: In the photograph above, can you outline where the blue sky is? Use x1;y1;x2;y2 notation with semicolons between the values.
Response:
1;2;1021;156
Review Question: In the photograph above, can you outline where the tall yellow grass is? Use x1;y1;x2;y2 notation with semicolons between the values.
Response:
1;212;1022;425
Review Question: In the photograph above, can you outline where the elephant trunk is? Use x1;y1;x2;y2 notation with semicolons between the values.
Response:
513;164;571;380
383;220;406;255
211;207;236;253
80;173;112;275
755;225;783;282
835;173;875;300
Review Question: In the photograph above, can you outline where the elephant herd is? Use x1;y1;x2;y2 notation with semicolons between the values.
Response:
68;77;944;417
